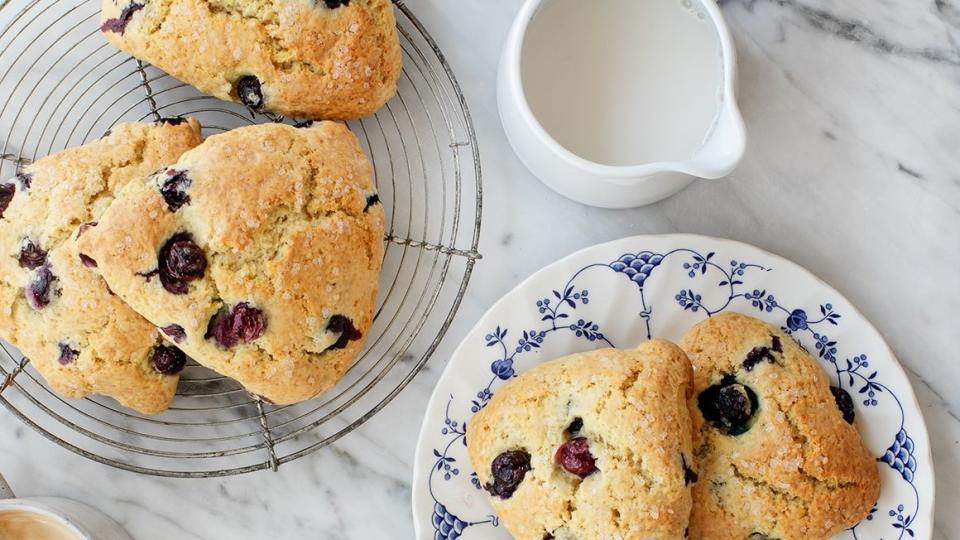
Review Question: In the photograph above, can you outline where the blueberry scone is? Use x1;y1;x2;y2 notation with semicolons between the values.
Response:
78;122;384;404
100;0;402;120
680;312;880;540
466;340;696;540
0;119;202;414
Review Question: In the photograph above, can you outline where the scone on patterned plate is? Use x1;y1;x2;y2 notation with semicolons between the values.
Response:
466;340;696;540
680;312;880;540
78;122;384;405
99;0;402;120
0;119;202;415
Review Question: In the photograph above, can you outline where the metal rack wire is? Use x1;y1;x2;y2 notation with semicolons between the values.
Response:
0;0;482;476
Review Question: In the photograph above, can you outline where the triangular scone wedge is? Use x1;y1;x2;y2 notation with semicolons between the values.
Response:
680;312;880;539
467;340;695;540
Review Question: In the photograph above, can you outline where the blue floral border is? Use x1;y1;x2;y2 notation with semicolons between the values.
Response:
426;248;920;540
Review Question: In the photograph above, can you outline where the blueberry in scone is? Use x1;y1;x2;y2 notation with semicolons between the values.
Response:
466;340;695;540
679;312;880;540
0;120;202;414
78;122;384;405
99;0;402;120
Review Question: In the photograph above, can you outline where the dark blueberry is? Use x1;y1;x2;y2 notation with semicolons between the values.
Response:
698;375;759;435
15;172;31;191
323;0;350;8
77;221;98;237
294;120;315;128
0;183;14;218
681;454;698;485
26;265;57;310
743;346;775;371
544;535;554;540
159;169;192;211
364;193;380;212
100;2;145;34
566;417;583;434
326;314;362;350
57;343;79;366
205;303;267;349
79;253;98;268
152;344;187;375
161;324;187;343
158;233;206;293
485;450;531;499
771;335;782;353
830;386;856;424
159;117;186;126
18;239;47;270
236;75;264;111
555;437;597;478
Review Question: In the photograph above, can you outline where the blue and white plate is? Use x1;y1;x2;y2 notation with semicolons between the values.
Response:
412;235;933;540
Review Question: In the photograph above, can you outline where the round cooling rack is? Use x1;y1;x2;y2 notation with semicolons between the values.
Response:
0;0;482;476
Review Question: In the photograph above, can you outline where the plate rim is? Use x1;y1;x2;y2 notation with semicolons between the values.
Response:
411;233;934;539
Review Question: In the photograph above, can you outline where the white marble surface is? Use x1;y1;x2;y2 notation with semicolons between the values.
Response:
1;0;958;538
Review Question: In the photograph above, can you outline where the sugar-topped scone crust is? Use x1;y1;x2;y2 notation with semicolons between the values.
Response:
79;122;384;404
680;312;880;540
467;340;695;540
100;0;402;120
0;120;202;414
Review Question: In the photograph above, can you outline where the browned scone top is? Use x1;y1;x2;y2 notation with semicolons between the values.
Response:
467;340;695;540
0;119;202;414
100;0;402;120
79;122;385;405
680;312;881;540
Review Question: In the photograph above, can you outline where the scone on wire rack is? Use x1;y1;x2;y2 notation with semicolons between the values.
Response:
0;119;202;415
99;0;402;120
78;122;384;405
680;312;880;540
466;340;696;540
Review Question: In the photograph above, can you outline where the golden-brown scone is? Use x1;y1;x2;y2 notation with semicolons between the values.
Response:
466;340;695;540
100;0;402;120
79;122;384;404
0;119;202;414
680;312;880;540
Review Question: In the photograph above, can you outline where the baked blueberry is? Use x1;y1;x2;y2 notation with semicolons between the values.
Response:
158;169;192;211
79;253;98;268
152;344;187;375
743;345;776;371
364;193;380;212
57;343;79;365
26;264;57;310
236;75;264;111
830;386;856;424
0;183;14;217
18;239;47;270
698;375;758;435
555;437;597;478
161;324;186;343
77;221;98;237
15;172;31;191
326;314;361;350
681;454;698;485
566;417;583;434
100;2;145;34
158;233;206;294
485;450;531;499
159;117;187;126
323;0;350;7
205;303;267;349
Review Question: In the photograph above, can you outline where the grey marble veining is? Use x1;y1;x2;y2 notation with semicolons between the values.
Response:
0;0;957;538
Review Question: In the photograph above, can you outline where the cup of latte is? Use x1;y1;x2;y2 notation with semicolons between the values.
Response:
0;474;131;540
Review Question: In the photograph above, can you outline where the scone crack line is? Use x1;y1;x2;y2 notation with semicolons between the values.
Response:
729;464;804;504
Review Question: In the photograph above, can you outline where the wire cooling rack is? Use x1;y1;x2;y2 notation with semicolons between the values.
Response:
0;0;481;476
